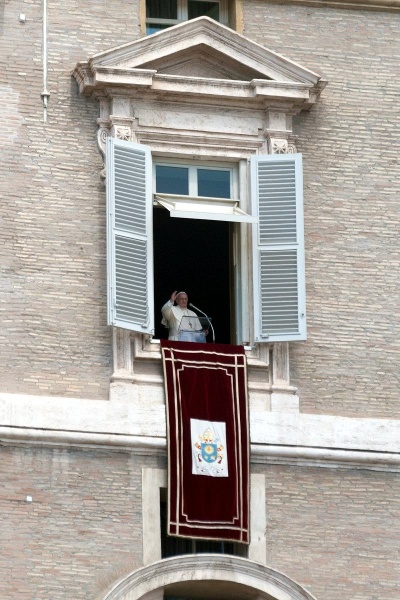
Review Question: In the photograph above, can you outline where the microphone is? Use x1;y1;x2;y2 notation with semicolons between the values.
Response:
189;303;215;343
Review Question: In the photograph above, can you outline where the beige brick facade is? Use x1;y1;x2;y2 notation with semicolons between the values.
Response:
1;1;399;414
1;446;399;600
242;3;400;417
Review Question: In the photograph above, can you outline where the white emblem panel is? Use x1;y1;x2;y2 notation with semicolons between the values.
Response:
190;418;228;477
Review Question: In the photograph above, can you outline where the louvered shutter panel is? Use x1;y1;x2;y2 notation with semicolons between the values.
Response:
251;153;306;342
106;138;154;333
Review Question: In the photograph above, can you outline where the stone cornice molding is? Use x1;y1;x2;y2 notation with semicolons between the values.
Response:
73;65;325;111
72;17;326;113
1;393;399;471
87;17;321;84
1;427;400;471
266;0;400;10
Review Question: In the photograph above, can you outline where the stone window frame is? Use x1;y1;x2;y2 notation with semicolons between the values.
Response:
106;140;305;345
141;468;267;565
73;16;326;411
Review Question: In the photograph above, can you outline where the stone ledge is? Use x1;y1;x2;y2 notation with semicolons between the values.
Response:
1;393;399;458
1;426;399;471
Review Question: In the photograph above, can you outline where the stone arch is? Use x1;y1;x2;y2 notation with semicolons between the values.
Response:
100;555;317;600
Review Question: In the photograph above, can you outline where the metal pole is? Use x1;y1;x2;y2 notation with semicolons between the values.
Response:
41;0;50;122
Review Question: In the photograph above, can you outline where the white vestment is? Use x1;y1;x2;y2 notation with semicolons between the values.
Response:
161;301;202;341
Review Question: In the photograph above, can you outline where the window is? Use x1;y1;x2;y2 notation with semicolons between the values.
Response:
152;160;249;343
142;469;266;565
146;0;228;35
160;489;247;558
154;162;253;222
106;138;306;344
155;162;233;198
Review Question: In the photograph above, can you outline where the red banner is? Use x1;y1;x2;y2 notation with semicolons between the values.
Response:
161;340;249;544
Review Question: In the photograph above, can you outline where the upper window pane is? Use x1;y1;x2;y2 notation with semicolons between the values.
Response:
146;0;177;19
198;169;230;198
156;166;189;195
145;0;229;35
146;23;172;35
188;1;220;20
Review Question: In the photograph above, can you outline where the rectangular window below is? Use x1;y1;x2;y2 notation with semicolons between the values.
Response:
160;490;247;557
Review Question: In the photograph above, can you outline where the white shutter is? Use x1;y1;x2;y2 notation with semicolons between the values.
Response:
251;153;306;342
106;138;154;334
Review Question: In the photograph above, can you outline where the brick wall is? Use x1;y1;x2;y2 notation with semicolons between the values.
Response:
0;445;164;600
1;446;398;600
1;0;399;415
0;0;142;399
260;463;400;600
243;2;400;417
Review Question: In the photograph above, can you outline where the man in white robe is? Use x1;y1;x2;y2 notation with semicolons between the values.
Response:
161;291;203;341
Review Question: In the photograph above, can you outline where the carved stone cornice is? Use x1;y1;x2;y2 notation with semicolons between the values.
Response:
74;64;324;110
267;0;400;10
72;17;327;114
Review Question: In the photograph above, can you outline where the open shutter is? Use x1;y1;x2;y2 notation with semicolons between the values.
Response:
251;153;306;342
106;137;154;334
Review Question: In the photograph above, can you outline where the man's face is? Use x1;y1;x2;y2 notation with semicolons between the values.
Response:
177;293;188;309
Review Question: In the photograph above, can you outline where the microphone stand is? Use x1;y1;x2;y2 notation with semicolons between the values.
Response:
189;303;215;343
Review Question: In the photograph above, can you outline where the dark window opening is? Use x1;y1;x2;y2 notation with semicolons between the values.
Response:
153;207;232;344
146;0;177;19
146;0;225;36
160;490;246;557
188;1;219;20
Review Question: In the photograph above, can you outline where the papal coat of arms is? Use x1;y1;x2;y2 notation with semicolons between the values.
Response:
190;419;228;477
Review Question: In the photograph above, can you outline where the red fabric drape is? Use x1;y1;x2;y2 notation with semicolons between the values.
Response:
161;341;249;543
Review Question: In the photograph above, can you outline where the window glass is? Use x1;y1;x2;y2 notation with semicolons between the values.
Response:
156;166;189;195
146;23;173;35
145;0;228;36
146;0;177;19
188;1;220;20
197;168;230;198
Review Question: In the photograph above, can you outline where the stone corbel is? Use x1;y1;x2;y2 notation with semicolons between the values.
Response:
271;342;299;413
287;135;298;154
263;109;296;155
112;327;133;375
246;343;272;412
112;121;135;142
96;124;109;181
96;117;137;182
264;134;298;155
109;327;135;403
269;137;289;154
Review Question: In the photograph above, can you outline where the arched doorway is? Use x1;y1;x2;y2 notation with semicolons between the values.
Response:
100;555;317;600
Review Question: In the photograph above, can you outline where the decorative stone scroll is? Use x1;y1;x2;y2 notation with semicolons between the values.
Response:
96;122;135;182
96;127;108;182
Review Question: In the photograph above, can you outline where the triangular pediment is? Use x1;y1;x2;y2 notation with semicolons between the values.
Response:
136;45;270;82
74;17;326;109
90;17;321;84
